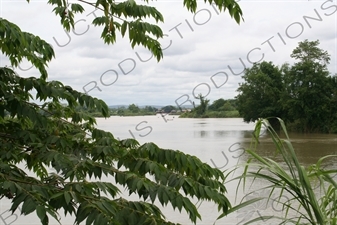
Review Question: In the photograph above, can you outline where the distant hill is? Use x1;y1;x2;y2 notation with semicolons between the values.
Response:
108;105;127;109
108;105;194;109
108;105;162;109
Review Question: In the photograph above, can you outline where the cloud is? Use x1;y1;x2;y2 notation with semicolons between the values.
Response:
1;0;336;105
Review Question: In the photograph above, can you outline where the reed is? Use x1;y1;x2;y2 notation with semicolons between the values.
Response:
219;118;337;224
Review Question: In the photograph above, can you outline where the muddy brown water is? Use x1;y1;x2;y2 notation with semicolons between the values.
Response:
1;116;336;224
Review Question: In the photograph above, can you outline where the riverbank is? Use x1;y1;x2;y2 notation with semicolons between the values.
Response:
179;110;240;118
89;110;241;118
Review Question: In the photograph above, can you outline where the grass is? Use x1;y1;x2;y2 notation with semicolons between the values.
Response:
179;110;240;118
218;118;337;225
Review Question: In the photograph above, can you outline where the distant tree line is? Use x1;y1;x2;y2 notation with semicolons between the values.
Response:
180;94;240;118
114;104;157;116
115;104;186;116
79;104;190;117
236;40;337;133
79;99;240;118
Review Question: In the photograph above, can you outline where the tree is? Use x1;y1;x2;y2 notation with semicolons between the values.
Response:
0;0;243;224
208;98;236;112
143;106;157;113
326;75;337;133
208;98;226;111
161;105;176;113
283;40;333;132
236;40;336;133
194;94;210;117
221;102;234;111
117;107;126;116
128;103;140;113
236;61;285;128
290;39;330;65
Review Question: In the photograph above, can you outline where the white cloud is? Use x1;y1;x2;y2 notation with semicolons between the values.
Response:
1;0;336;106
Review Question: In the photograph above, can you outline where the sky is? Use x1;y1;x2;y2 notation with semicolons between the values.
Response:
1;0;336;107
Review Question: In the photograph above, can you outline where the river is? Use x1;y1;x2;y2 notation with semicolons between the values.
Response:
95;116;337;225
1;116;336;225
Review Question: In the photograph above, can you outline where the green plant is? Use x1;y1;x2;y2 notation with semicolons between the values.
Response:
236;40;337;133
226;118;337;224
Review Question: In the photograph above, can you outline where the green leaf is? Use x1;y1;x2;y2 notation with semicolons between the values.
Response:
121;21;127;36
36;205;46;221
21;198;36;215
64;192;72;205
71;3;84;13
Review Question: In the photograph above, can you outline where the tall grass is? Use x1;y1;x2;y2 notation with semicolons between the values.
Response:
219;118;337;224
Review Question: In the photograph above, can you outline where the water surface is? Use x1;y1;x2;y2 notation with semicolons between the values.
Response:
1;116;336;225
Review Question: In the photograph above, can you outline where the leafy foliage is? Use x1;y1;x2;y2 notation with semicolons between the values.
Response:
180;98;240;118
0;0;244;224
236;61;285;124
180;94;210;118
282;40;336;133
128;103;141;113
161;105;177;114
236;40;337;133
0;18;55;80
46;0;243;61
194;94;210;117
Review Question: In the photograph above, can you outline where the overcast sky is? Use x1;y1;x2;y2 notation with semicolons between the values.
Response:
1;0;336;107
